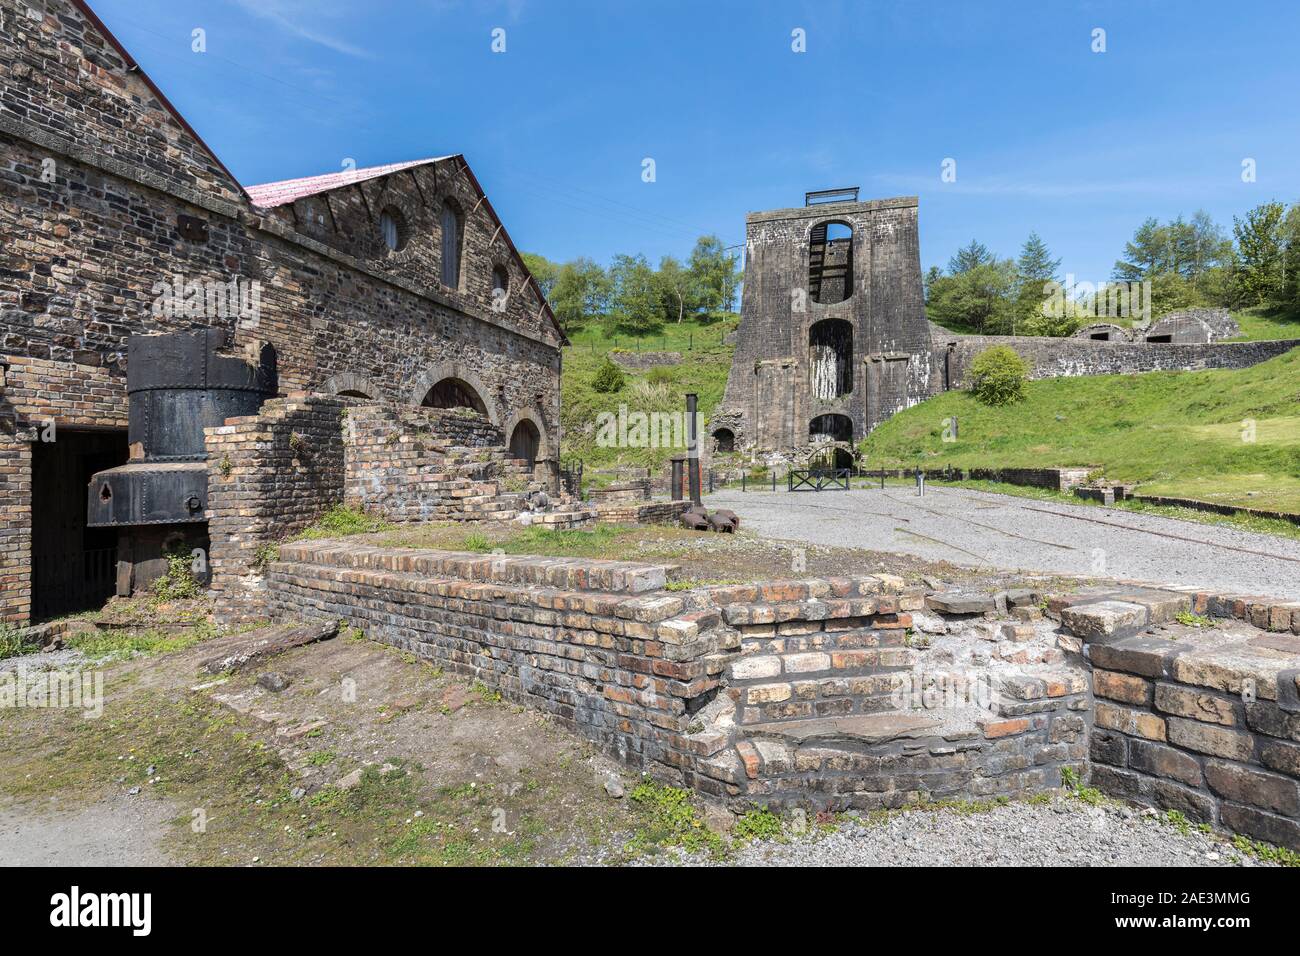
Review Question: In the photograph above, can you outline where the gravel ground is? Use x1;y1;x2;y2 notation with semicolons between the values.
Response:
705;486;1300;599
0;795;176;867
638;795;1276;867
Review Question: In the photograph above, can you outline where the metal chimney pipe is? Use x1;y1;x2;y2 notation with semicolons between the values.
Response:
686;392;701;506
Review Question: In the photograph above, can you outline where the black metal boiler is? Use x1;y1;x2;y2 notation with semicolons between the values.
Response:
87;329;276;594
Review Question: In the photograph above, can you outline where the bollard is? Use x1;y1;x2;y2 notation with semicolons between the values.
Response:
916;471;926;497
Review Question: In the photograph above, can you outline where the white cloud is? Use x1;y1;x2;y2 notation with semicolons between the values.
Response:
234;0;372;59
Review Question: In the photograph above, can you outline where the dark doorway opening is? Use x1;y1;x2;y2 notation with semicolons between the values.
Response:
808;221;854;304
712;428;735;453
1146;334;1172;343
508;419;541;468
1090;332;1110;340
809;318;854;398
31;428;128;621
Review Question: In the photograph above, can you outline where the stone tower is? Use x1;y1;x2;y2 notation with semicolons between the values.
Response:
713;190;931;465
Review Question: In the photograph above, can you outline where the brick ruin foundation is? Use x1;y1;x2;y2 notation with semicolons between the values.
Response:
258;539;1300;849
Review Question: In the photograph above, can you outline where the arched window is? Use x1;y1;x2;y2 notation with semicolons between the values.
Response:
440;203;462;288
809;220;853;304
492;264;510;295
712;428;735;453
380;207;406;252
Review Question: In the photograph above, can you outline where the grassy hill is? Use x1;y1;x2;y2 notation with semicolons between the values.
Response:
560;316;737;471
862;345;1300;512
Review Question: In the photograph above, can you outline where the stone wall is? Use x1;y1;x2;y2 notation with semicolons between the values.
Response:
609;351;681;371
937;335;1299;388
204;395;348;622
967;466;1095;492
1055;588;1300;849
0;431;31;624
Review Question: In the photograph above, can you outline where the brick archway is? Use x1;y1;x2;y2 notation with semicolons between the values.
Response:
318;372;381;399
407;362;500;425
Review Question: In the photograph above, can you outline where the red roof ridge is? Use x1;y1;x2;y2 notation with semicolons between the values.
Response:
244;157;451;208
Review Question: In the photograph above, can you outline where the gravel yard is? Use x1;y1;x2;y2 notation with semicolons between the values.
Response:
639;796;1277;868
705;486;1300;599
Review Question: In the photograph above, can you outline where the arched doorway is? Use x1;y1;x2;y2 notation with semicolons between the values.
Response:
421;378;488;416
712;428;735;453
809;413;854;470
508;419;541;468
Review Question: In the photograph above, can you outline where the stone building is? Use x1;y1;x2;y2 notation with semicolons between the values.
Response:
0;0;563;624
715;190;930;468
716;189;1297;465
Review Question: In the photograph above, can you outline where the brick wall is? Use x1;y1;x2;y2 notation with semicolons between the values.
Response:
342;403;532;524
0;431;31;624
593;500;689;525
1058;589;1300;849
204;396;347;622
265;541;1091;811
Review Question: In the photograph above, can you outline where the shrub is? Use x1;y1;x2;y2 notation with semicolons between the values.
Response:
151;548;202;602
591;357;625;394
646;365;675;385
969;346;1028;406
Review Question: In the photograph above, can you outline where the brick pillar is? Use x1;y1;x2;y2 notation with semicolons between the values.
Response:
0;431;33;626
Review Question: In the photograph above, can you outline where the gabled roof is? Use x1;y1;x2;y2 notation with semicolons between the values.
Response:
244;158;450;209
71;0;563;346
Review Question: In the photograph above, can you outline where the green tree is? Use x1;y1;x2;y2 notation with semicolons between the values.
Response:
1233;201;1287;306
550;257;610;331
688;235;741;315
520;252;558;300
927;257;1020;334
653;255;700;323
590;356;624;393
607;253;661;334
948;240;994;274
1014;232;1063;332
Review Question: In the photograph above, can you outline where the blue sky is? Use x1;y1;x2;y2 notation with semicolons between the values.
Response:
93;0;1300;283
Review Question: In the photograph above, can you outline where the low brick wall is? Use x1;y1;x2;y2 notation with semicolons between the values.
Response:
1131;494;1300;527
587;479;651;503
265;540;1091;811
608;351;681;370
594;500;690;525
1055;588;1300;849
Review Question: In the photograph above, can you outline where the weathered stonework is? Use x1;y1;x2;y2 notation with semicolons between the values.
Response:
717;192;1298;462
0;0;562;624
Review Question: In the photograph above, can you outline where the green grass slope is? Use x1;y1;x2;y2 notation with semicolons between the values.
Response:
861;345;1300;512
560;316;737;471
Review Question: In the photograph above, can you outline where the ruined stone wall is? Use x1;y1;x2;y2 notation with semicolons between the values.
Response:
936;335;1299;388
342;403;530;524
592;500;689;525
1057;589;1300;850
204;396;347;622
718;197;929;456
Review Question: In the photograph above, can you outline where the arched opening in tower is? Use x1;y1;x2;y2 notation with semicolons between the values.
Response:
808;413;854;470
808;220;854;304
808;318;853;400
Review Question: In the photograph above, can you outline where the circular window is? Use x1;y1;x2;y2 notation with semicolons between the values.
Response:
379;208;406;252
